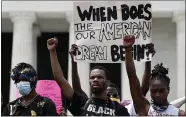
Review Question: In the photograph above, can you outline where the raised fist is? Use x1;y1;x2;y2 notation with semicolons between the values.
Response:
47;37;58;51
69;44;80;62
123;35;135;48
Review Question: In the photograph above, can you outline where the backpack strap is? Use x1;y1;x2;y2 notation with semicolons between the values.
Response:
83;98;92;109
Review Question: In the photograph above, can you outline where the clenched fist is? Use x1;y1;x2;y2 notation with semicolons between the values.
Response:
123;35;135;48
69;44;78;62
47;37;58;51
146;43;156;57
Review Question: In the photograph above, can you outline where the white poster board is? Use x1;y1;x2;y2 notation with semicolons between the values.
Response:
73;1;152;63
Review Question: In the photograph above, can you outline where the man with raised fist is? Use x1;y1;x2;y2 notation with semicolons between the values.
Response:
47;37;130;116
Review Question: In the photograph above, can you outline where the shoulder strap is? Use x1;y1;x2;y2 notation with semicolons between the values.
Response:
83;98;92;110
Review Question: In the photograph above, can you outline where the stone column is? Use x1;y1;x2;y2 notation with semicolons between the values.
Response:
172;11;185;110
32;24;41;72
9;12;36;101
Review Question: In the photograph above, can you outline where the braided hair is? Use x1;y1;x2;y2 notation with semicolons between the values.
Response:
150;63;170;91
10;62;37;88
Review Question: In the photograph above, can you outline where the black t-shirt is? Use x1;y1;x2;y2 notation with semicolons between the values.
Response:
67;92;130;116
2;95;58;116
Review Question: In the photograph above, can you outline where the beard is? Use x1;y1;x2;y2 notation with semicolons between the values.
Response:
91;87;104;94
91;84;107;95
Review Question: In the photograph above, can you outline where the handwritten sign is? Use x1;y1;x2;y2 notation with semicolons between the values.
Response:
16;80;62;113
74;1;152;63
36;80;62;113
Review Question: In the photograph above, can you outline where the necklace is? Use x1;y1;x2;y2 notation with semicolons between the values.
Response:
19;94;38;107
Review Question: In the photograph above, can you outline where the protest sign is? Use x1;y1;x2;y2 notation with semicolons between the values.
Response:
16;80;62;113
36;80;62;113
73;1;152;63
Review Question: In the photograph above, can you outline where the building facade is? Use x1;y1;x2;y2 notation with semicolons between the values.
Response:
2;1;185;111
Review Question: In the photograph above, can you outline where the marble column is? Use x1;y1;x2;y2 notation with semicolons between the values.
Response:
9;12;36;101
172;11;185;110
32;24;41;72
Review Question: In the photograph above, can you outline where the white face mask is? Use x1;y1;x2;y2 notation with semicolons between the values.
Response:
16;81;32;96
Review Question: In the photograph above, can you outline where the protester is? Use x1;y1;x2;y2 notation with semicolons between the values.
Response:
121;43;156;115
69;44;120;103
2;62;58;116
69;43;152;111
107;82;120;103
123;35;186;116
47;37;130;116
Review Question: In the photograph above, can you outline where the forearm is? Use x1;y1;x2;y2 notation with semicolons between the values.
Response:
125;48;144;106
125;47;150;114
72;62;83;93
50;50;64;79
72;62;88;98
141;61;151;96
49;50;74;99
125;48;137;79
170;97;186;108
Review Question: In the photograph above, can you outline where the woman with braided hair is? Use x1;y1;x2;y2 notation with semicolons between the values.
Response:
123;35;186;116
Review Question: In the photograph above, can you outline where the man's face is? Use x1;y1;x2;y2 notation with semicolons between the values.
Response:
106;86;119;99
89;69;107;94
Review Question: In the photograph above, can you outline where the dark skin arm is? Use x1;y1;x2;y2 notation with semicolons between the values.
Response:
47;38;74;100
133;43;155;114
124;35;150;115
141;61;151;96
141;43;155;96
70;44;88;98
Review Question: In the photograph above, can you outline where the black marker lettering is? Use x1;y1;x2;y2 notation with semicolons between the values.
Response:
77;6;93;21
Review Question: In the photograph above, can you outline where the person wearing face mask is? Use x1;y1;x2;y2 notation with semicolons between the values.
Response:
2;62;58;116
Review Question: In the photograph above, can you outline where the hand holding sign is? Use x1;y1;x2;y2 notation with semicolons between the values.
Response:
47;37;58;51
123;35;135;48
146;43;156;57
69;44;79;62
